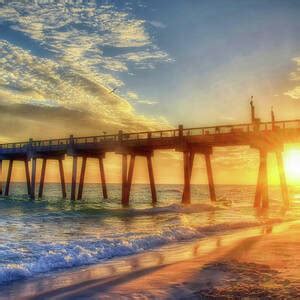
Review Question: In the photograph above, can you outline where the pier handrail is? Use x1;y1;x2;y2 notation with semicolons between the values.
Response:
1;119;300;149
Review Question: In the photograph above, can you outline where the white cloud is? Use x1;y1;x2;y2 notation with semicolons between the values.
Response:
0;1;173;137
126;91;158;105
284;57;300;99
127;91;139;99
149;20;166;29
284;86;300;99
0;40;168;135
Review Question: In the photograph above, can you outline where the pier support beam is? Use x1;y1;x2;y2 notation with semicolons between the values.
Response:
0;160;2;195
71;156;77;201
147;155;157;204
182;151;191;204
205;153;216;202
276;151;289;208
24;160;31;196
122;154;128;206
38;159;47;198
77;156;87;200
99;157;108;199
120;152;157;206
30;158;37;200
254;150;268;208
126;154;135;204
4;160;13;196
59;159;67;199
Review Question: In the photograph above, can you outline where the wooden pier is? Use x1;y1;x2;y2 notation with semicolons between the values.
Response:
0;104;298;208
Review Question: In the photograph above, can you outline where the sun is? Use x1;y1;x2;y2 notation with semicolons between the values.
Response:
284;149;300;183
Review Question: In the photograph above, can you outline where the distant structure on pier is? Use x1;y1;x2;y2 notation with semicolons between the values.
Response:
0;102;296;209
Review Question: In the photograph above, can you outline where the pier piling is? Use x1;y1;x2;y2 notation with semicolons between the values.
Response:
38;159;47;198
71;156;77;201
99;157;108;199
59;159;67;199
254;150;269;208
147;155;157;204
77;156;87;200
24;160;31;196
4;160;13;196
254;157;263;208
182;151;191;204
122;154;128;206
0;160;2;195
30;158;37;199
205;153;216;202
276;151;289;208
126;154;135;203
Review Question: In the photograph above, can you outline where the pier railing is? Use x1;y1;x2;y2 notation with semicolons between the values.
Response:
0;119;300;149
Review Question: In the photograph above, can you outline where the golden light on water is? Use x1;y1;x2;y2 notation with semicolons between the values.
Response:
284;149;300;183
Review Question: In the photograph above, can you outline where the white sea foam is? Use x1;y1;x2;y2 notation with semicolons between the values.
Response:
0;219;280;285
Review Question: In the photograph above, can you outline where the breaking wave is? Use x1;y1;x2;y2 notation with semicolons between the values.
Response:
0;219;280;285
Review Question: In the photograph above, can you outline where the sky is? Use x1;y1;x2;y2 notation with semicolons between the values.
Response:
0;0;300;185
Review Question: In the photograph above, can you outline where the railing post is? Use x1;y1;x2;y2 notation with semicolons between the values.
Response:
178;125;183;139
69;134;74;145
118;130;123;142
27;138;33;159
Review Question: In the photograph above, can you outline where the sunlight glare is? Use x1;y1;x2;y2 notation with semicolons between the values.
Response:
284;149;300;183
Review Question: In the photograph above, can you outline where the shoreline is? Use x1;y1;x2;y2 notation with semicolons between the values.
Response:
1;220;298;299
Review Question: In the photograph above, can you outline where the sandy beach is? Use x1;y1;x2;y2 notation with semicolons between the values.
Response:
1;219;299;299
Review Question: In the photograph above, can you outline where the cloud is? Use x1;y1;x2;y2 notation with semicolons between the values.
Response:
126;91;158;105
135;99;158;105
284;57;300;99
119;50;173;69
149;20;166;29
0;1;173;142
284;86;300;99
127;91;139;99
0;40;170;142
0;2;171;76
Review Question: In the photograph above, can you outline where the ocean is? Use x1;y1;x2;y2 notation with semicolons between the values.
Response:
0;183;298;286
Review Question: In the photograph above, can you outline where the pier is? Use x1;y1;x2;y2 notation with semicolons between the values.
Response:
0;104;298;208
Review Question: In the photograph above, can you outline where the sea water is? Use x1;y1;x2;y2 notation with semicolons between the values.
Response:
0;183;299;286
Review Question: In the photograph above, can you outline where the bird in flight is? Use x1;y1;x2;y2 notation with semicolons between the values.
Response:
109;87;118;94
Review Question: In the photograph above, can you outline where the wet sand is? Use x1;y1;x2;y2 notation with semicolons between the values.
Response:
1;220;300;299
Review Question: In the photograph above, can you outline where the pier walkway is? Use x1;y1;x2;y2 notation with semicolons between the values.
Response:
0;106;298;208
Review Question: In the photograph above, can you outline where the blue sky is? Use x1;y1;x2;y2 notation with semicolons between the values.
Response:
0;0;300;183
126;0;300;125
0;0;300;139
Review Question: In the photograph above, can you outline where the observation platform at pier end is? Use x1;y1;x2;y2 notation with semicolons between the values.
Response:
0;106;299;208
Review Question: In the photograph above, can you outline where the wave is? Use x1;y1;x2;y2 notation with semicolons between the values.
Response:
122;203;224;216
0;218;281;285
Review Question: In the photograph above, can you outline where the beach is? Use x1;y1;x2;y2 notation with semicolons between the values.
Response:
1;220;300;299
0;183;299;299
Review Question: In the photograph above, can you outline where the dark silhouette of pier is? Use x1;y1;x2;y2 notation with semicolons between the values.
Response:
0;103;297;208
